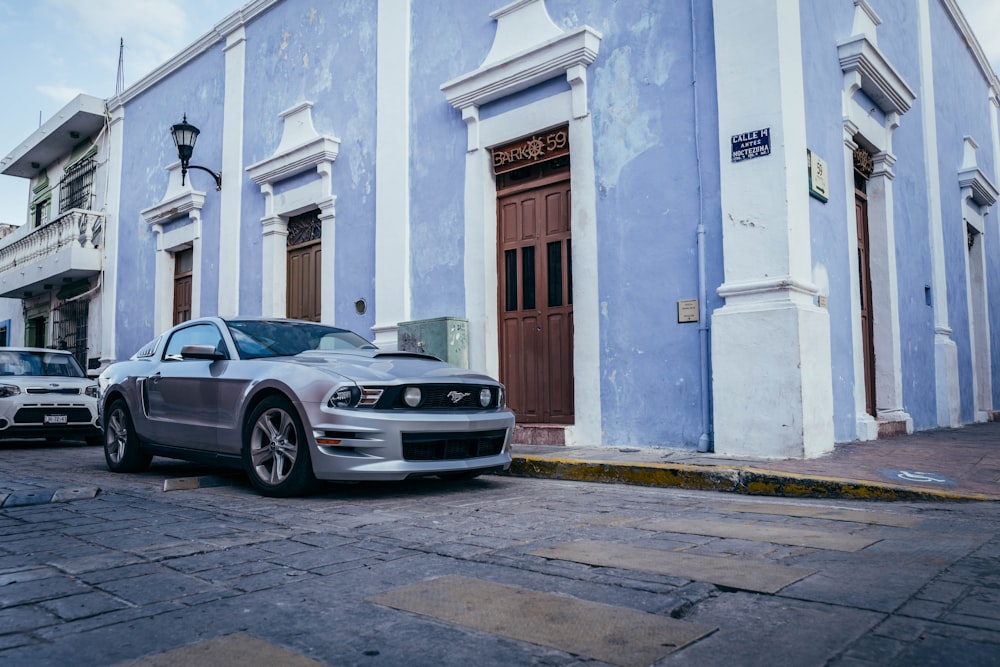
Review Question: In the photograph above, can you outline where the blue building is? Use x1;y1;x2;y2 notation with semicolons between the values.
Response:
1;0;998;458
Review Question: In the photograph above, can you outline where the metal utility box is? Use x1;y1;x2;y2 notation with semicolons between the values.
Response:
397;317;469;368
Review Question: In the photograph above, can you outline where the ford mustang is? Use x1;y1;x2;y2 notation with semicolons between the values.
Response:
98;318;514;496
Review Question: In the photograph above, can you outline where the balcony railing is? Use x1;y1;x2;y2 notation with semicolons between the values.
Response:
0;209;104;298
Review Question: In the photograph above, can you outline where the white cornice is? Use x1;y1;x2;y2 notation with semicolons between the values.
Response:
140;163;206;224
959;166;999;209
245;102;340;185
442;26;600;110
838;34;916;116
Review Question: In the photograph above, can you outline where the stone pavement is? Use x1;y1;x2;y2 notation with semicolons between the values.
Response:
510;421;1000;501
2;422;999;508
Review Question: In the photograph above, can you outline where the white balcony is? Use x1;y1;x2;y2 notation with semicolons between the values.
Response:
0;209;103;299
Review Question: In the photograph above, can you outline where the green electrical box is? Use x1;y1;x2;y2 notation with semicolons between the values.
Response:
397;317;469;368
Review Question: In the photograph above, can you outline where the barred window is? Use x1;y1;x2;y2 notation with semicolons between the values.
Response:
59;158;96;212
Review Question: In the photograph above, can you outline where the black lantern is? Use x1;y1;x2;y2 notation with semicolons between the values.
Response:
170;114;222;190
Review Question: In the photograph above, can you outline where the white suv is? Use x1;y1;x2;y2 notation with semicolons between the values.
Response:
0;347;100;445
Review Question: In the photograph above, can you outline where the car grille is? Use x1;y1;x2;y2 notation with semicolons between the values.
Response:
378;385;498;410
14;407;93;425
26;388;81;395
402;429;507;461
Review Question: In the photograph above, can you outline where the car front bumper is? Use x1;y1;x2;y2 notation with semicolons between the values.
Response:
304;405;515;481
0;401;100;441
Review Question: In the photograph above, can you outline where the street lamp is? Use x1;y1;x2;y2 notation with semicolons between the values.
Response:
170;114;222;190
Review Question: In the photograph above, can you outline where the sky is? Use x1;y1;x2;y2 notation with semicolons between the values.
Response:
0;0;246;226
0;0;999;226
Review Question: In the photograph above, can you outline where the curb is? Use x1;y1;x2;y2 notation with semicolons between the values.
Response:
0;486;101;508
507;456;999;502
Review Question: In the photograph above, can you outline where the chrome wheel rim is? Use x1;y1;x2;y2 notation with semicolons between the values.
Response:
106;407;128;464
249;407;298;485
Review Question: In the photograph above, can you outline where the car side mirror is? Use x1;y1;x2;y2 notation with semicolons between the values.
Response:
180;344;226;361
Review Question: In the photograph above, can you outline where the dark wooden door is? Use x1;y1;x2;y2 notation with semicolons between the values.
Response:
287;241;321;322
855;188;876;417
498;176;573;424
173;248;193;325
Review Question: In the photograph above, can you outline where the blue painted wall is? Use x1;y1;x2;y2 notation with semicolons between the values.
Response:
801;1;858;441
107;0;1000;449
242;0;378;331
117;45;226;359
925;0;997;423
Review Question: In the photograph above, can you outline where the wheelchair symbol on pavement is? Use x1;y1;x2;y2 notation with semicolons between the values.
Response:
895;470;949;484
879;469;954;485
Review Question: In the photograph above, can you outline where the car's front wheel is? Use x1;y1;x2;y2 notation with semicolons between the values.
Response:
104;399;152;473
243;396;317;497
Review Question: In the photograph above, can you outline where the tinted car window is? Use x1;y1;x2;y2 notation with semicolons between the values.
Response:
163;324;225;361
226;320;375;359
0;351;86;378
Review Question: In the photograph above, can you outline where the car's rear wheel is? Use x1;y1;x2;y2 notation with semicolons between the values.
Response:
104;398;152;473
243;396;317;497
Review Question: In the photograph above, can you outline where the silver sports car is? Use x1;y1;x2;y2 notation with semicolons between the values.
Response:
98;318;514;496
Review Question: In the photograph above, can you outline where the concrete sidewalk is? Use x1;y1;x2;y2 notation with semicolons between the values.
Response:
509;421;1000;501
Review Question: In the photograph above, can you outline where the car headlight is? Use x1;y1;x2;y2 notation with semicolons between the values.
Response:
0;384;20;398
479;388;492;408
403;387;422;407
329;386;361;408
84;386;99;398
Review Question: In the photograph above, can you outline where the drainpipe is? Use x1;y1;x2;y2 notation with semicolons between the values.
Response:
697;222;711;452
693;0;712;453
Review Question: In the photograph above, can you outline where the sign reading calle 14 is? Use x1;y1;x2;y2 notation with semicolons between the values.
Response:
731;127;771;162
492;124;569;175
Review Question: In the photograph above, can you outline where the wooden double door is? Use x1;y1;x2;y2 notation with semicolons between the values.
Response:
498;172;574;424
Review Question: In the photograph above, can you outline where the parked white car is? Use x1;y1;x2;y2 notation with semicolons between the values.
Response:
0;348;101;445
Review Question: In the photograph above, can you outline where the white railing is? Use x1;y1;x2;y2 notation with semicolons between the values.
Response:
0;209;103;274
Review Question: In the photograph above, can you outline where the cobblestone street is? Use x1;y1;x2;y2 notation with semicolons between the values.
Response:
2;441;999;666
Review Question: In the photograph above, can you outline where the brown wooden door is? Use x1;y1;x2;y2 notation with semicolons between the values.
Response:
287;241;321;322
855;188;876;417
173;248;193;325
498;176;574;424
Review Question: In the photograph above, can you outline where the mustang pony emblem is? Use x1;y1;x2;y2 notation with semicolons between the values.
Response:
447;390;471;404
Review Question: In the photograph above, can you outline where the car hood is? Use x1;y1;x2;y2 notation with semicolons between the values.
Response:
280;350;499;385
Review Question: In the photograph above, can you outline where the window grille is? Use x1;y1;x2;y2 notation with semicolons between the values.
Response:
287;209;322;247
54;300;89;370
59;158;97;212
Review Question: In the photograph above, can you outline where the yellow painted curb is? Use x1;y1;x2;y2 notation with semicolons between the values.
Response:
507;456;1000;502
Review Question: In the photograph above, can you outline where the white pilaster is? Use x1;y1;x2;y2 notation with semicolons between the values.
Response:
102;106;124;363
917;1;960;427
218;27;246;317
711;0;833;458
373;0;411;350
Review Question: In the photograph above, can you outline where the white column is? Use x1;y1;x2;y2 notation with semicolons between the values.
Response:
372;0;411;349
916;1;960;427
317;190;337;323
219;27;246;317
102;107;125;363
711;0;833;458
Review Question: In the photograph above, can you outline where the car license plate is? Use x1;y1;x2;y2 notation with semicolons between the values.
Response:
44;414;68;424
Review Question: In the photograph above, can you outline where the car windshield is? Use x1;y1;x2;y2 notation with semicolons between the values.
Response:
0;350;87;378
226;320;377;359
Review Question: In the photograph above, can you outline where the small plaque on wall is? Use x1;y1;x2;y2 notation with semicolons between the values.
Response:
807;149;829;202
677;299;699;323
